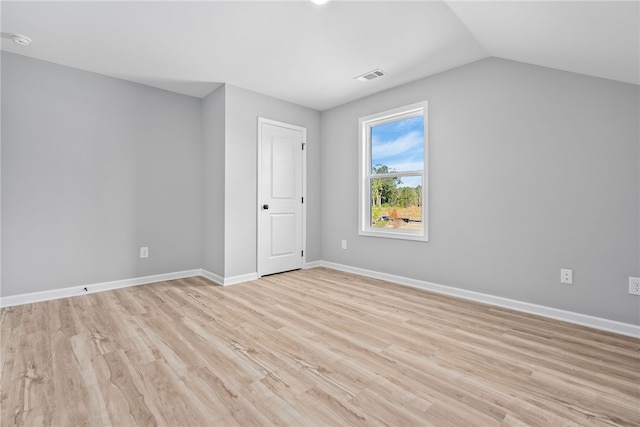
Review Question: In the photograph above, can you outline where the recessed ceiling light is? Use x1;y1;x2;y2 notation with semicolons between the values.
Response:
310;0;330;5
10;34;32;47
354;69;386;82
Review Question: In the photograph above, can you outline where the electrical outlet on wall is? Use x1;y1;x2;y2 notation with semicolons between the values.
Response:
140;246;149;259
630;277;640;296
341;240;347;250
560;269;573;285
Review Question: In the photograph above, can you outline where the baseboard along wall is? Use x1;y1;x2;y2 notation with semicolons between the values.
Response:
317;261;640;339
0;269;203;308
1;261;637;338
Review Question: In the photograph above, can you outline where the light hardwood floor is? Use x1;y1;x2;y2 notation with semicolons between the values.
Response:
1;267;639;426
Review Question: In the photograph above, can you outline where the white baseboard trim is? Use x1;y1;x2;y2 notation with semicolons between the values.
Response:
304;260;323;269
318;261;640;338
4;262;637;338
1;268;262;308
199;269;224;286
0;269;202;308
199;269;258;286
221;272;259;286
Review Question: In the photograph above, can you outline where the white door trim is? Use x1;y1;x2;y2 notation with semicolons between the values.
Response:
257;117;307;277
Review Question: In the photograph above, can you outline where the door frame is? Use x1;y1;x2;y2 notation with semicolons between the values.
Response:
256;117;307;277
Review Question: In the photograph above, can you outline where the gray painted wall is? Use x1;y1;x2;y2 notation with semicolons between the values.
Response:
320;58;640;324
202;85;225;276
1;55;321;295
224;84;321;277
2;52;637;326
1;52;203;296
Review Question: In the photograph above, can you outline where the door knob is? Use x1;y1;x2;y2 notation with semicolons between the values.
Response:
263;204;269;210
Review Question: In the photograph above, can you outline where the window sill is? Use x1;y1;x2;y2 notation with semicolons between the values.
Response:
359;229;429;242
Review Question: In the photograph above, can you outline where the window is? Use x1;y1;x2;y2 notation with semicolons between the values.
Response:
359;101;428;241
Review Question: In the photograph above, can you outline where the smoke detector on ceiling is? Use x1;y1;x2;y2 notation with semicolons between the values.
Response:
354;69;386;82
10;34;32;47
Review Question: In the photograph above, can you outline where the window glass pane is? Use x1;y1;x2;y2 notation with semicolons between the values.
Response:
371;116;424;174
370;176;423;231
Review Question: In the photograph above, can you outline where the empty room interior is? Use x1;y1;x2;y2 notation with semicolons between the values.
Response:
1;0;639;426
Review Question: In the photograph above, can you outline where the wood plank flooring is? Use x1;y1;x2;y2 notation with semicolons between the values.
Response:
1;267;639;426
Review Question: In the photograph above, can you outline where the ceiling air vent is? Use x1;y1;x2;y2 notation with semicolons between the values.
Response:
354;69;386;82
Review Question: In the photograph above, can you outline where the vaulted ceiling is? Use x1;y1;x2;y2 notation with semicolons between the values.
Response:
1;1;638;111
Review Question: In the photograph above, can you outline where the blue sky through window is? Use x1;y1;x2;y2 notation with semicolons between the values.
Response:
371;116;424;183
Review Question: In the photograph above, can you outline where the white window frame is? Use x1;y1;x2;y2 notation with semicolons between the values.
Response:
358;101;428;241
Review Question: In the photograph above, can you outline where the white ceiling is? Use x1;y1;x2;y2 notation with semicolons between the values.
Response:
1;1;638;111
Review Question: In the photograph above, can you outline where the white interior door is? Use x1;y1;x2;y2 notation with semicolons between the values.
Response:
258;118;305;277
